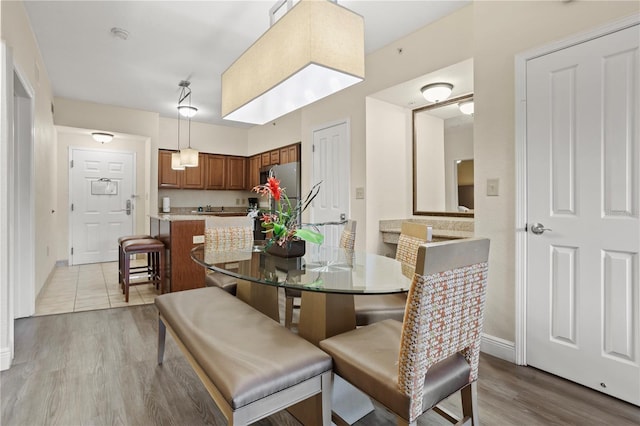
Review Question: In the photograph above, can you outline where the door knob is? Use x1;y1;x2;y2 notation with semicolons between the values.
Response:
531;223;551;235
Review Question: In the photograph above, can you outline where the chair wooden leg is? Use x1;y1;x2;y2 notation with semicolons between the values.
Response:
460;381;479;425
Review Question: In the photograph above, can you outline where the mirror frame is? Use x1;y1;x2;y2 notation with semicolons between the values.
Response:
412;93;474;217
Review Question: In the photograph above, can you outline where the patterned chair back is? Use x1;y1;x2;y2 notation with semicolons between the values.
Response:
397;238;490;423
204;216;253;252
338;220;357;250
395;222;430;278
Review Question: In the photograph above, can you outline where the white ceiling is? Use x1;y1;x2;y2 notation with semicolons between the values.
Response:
23;0;470;128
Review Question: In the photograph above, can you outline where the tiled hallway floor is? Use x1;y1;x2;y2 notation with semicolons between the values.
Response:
35;260;158;316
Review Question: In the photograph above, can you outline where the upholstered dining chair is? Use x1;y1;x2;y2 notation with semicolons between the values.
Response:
284;220;357;328
353;221;431;326
320;238;490;426
203;216;254;295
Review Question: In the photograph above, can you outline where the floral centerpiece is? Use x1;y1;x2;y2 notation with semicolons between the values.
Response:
251;175;324;254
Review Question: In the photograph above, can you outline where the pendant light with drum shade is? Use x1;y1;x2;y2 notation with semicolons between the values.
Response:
221;0;365;125
177;80;198;168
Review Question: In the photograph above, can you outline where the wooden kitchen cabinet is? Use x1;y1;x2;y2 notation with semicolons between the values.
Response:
280;144;298;164
151;217;205;292
270;150;280;165
158;150;182;188
261;152;271;167
205;154;226;190
182;153;206;189
247;154;261;189
226;156;247;190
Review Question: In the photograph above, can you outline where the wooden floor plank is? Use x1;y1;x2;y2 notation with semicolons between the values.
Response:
2;305;639;426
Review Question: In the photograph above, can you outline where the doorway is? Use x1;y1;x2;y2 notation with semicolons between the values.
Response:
311;120;351;247
516;18;639;405
11;68;36;319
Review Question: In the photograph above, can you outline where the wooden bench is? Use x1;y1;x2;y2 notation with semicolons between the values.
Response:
155;287;332;425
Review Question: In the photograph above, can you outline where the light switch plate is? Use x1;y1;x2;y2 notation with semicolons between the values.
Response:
193;235;205;244
355;187;365;199
487;178;499;196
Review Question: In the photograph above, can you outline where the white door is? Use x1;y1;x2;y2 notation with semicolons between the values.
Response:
526;25;639;404
311;121;350;247
70;148;135;265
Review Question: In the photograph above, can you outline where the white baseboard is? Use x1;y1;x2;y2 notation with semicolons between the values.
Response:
0;346;12;371
481;333;516;363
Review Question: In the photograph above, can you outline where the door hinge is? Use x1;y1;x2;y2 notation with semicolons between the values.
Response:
312;145;315;152
71;203;74;211
70;160;74;168
71;247;74;255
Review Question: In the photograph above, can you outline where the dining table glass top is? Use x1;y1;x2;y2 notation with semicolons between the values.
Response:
191;243;412;295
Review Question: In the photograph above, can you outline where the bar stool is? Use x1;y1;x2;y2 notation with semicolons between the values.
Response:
118;234;152;286
121;238;164;302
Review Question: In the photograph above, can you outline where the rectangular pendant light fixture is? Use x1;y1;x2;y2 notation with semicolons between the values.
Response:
221;0;364;125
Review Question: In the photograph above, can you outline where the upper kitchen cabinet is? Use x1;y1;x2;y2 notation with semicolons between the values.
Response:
226;156;247;190
261;152;271;167
158;150;182;188
247;154;261;189
280;144;298;164
182;153;206;189
205;154;226;190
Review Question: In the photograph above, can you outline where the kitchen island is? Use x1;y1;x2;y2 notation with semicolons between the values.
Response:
150;213;253;293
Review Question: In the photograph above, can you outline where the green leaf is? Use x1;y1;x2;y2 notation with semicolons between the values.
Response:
294;229;324;245
272;223;286;237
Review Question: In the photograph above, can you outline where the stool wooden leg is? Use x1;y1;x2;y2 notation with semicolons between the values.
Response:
124;253;131;303
158;249;165;294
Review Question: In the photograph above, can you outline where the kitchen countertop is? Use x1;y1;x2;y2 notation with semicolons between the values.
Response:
151;213;248;221
379;218;474;244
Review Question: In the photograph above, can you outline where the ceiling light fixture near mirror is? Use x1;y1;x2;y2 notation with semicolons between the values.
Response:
91;132;114;144
420;82;454;103
221;0;365;125
177;80;199;168
458;99;474;115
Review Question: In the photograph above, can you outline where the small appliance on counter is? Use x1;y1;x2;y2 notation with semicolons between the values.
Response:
248;197;259;210
162;197;170;213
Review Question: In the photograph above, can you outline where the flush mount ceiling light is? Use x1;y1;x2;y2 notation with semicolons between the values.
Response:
458;99;474;115
420;82;454;103
221;0;365;125
177;81;199;168
91;132;114;144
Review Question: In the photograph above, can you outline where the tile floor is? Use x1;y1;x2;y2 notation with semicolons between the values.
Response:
35;260;158;316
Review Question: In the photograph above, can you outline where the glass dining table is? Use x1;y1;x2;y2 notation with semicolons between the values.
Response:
191;242;412;346
192;242;412;425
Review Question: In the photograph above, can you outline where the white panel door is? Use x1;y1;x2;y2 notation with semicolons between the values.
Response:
70;148;135;265
526;25;639;404
311;121;350;247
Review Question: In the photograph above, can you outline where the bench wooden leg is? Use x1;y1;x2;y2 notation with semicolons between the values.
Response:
158;316;166;365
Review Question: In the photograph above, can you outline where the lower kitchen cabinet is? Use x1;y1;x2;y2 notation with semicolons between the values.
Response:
151;217;205;292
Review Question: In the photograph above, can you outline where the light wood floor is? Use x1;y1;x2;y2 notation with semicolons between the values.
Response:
2;305;639;425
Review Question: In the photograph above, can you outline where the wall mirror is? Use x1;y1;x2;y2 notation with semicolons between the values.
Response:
413;93;474;217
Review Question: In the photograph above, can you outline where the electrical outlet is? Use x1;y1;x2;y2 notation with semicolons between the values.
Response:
355;187;365;199
193;235;205;244
487;178;500;196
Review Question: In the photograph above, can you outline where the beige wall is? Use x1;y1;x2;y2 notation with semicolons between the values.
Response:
55;127;149;263
364;97;411;255
1;0;57;297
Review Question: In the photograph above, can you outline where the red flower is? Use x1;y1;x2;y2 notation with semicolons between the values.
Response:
267;177;282;201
